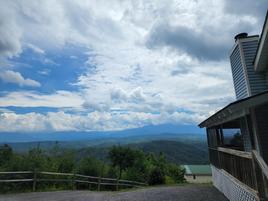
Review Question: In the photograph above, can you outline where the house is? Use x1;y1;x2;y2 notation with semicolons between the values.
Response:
183;165;212;183
199;11;268;201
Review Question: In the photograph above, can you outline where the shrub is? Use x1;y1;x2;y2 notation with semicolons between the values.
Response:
148;167;165;185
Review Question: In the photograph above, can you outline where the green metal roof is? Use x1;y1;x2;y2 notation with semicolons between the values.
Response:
183;165;212;175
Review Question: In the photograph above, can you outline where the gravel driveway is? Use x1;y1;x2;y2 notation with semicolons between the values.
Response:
0;185;228;201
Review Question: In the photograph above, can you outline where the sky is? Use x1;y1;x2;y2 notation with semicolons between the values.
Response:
0;0;267;133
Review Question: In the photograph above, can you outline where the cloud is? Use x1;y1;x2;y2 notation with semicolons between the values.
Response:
146;23;229;61
0;90;84;108
38;69;51;76
27;43;45;54
0;70;41;87
224;0;267;20
110;87;145;103
0;1;22;57
0;110;205;132
0;0;267;132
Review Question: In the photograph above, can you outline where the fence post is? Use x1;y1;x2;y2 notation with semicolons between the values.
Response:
32;169;37;192
88;176;91;190
116;178;119;191
72;173;76;190
97;177;101;191
88;179;91;191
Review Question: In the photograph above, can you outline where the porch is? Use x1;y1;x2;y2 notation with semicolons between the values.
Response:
199;91;268;200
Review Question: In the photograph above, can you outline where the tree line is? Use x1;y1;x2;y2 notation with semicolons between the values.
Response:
0;143;185;193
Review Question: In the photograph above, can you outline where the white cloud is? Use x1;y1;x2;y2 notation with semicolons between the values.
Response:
0;70;41;87
0;1;22;58
27;43;45;54
0;110;205;132
110;87;146;103
0;0;266;132
0;90;84;108
38;69;51;76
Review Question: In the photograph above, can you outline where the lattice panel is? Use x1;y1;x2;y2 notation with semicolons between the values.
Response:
211;165;258;201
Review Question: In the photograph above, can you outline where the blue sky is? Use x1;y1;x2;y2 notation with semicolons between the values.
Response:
0;0;267;133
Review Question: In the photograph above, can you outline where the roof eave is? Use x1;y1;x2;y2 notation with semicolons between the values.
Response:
254;10;268;72
198;91;268;128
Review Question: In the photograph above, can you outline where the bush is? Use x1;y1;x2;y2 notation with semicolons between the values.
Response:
148;167;165;185
166;164;185;183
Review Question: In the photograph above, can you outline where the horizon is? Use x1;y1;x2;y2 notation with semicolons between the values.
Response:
1;1;268;137
0;123;205;143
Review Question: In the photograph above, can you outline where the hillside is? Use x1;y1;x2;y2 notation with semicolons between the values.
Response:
128;140;208;164
77;140;209;165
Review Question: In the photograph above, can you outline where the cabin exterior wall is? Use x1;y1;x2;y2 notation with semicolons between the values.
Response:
253;102;268;163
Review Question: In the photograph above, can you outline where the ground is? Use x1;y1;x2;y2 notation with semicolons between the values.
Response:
0;185;228;201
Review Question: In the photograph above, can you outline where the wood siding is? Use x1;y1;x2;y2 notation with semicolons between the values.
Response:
230;45;249;99
254;102;268;163
241;40;268;95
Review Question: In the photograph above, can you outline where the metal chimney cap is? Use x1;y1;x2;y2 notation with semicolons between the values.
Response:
234;33;248;41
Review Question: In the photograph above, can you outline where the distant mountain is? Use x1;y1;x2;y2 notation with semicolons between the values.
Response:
0;123;204;143
4;132;206;153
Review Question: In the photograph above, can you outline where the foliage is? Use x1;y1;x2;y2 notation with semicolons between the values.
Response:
166;163;185;183
77;156;103;176
148;167;165;185
0;144;13;167
230;133;243;148
108;146;136;179
0;144;186;193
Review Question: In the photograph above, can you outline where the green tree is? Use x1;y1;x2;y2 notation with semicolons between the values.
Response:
108;146;136;179
78;156;103;176
25;146;48;171
0;144;13;168
230;133;243;148
148;166;165;185
166;164;185;183
124;150;147;182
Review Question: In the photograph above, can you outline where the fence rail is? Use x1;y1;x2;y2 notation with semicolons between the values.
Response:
0;170;147;192
217;147;256;190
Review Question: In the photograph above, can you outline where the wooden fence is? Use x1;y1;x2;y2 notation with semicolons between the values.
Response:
0;171;147;192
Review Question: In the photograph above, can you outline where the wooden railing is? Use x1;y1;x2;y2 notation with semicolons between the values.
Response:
208;148;220;168
252;150;268;200
217;147;256;190
209;147;268;199
0;171;147;192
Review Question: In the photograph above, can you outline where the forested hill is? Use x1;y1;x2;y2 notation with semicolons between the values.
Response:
3;139;208;165
129;140;208;164
77;140;209;165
